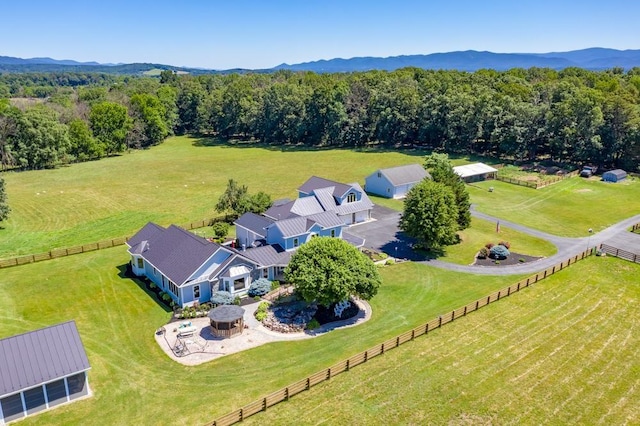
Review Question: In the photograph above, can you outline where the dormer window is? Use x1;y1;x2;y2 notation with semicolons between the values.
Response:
347;193;356;203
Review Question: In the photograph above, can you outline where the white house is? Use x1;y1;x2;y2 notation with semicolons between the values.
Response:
365;164;430;198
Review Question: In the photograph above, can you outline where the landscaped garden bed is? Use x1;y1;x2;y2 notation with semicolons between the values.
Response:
259;293;361;333
497;164;576;188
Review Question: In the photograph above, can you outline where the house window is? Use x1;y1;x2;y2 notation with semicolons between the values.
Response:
377;172;381;178
137;258;144;268
233;277;246;291
293;238;299;247
153;267;157;276
347;193;356;203
169;281;179;297
262;268;269;278
330;229;336;237
194;285;200;299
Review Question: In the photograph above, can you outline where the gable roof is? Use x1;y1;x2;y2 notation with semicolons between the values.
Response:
453;163;498;179
240;244;292;267
298;176;352;198
334;183;374;215
269;216;316;238
0;321;90;398
373;164;430;186
234;213;275;236
603;169;627;178
306;211;345;228
128;223;221;285
126;222;165;249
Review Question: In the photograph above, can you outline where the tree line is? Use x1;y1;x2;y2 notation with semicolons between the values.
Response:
1;67;640;171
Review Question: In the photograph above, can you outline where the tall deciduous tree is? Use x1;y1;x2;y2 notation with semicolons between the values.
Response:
89;102;132;155
423;153;471;230
285;237;381;307
0;177;10;224
400;179;459;250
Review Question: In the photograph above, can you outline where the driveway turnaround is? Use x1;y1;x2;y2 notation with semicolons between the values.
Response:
348;205;640;275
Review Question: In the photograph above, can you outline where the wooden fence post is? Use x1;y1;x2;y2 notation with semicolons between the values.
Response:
475;300;479;310
346;359;350;371
411;329;415;340
381;343;385;354
497;290;501;300
438;316;442;327
306;378;310;390
285;387;289;401
451;311;455;321
364;351;368;362
463;306;467;316
327;368;331;379
425;323;429;334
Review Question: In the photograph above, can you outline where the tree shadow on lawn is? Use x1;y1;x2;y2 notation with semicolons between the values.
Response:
190;136;428;157
116;264;172;313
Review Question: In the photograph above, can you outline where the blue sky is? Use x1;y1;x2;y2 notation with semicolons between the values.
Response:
2;0;639;69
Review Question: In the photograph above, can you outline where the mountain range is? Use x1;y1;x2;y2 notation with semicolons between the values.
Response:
1;48;639;74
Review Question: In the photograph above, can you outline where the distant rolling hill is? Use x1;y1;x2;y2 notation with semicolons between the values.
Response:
272;48;640;73
1;48;639;74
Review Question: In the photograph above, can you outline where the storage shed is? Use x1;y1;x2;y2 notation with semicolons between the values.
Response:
453;163;498;183
0;321;91;424
365;164;430;199
602;169;627;183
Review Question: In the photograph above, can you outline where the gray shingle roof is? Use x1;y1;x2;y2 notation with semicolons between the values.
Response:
298;176;352;198
240;244;292;267
376;164;429;186
0;321;90;398
126;222;164;250
264;200;296;221
128;223;221;285
234;213;275;236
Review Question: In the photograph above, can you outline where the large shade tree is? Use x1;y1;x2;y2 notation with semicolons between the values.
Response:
423;153;471;230
284;237;381;307
400;179;459;250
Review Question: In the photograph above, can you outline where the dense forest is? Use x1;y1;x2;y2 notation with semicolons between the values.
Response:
1;67;639;171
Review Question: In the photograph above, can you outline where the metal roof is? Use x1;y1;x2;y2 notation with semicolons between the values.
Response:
263;200;296;221
290;196;325;216
373;164;430;186
234;213;275;236
334;183;374;215
453;163;498;178
269;216;316;238
306;211;344;228
0;321;90;398
312;187;337;212
128;223;221;286
240;244;292;267
298;176;352;198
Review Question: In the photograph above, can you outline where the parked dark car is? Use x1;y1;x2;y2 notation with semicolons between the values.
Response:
580;165;598;178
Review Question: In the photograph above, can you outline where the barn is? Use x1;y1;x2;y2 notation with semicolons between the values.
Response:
602;169;627;183
0;321;91;424
365;164;430;199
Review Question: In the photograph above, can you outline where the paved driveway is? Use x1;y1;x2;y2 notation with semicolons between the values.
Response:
347;206;424;260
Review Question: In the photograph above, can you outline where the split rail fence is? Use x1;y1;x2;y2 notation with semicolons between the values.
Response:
210;248;594;426
599;243;640;264
0;217;221;269
496;170;579;189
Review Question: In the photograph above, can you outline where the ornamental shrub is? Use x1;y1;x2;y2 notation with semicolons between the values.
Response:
477;247;490;259
490;244;510;259
498;240;511;249
306;318;320;330
210;291;234;306
211;221;230;239
270;280;280;291
485;242;495;249
248;278;272;297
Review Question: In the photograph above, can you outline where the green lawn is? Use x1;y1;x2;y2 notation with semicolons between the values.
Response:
0;136;428;258
0;246;522;425
245;256;640;425
469;177;640;237
367;196;556;264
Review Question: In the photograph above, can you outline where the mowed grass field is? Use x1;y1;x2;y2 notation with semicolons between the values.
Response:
246;256;640;425
0;247;522;425
0;136;429;257
469;177;640;237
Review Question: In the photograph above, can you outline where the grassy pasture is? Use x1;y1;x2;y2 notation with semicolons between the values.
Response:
0;136;429;258
245;256;640;425
0;247;521;425
469;177;640;237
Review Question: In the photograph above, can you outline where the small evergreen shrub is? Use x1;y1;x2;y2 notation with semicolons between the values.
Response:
254;302;269;322
270;280;280;291
234;296;241;305
477;247;490;259
255;311;267;321
490;244;510;259
211;222;230;239
498;241;511;249
385;258;395;265
519;258;525;263
485;242;495;249
306;318;320;330
210;291;234;306
248;278;272;297
149;282;157;290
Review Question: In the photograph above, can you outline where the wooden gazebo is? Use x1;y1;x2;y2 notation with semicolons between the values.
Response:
208;305;245;338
